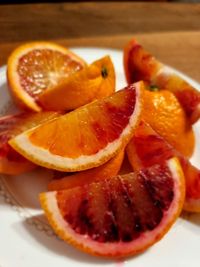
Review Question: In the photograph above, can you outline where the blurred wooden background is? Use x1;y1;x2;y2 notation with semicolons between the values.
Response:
0;2;200;43
0;1;200;81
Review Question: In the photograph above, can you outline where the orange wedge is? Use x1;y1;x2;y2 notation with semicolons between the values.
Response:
39;56;115;111
7;42;86;112
9;83;143;172
40;157;185;258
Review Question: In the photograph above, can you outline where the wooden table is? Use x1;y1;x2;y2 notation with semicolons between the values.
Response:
0;2;200;82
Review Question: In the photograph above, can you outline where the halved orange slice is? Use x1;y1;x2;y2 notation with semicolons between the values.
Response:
40;157;185;258
7;42;86;112
9;83;143;172
38;56;115;111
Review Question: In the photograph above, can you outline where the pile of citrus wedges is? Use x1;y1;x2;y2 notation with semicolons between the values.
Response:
1;40;200;258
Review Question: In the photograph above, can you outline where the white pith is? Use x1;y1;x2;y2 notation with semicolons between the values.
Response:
10;85;142;171
42;158;184;256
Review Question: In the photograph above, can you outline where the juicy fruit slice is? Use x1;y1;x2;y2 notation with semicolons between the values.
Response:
7;42;86;112
0;112;60;175
142;88;195;158
9;83;143;172
124;38;200;123
48;150;124;191
40;158;185;258
126;121;200;212
38;56;115;111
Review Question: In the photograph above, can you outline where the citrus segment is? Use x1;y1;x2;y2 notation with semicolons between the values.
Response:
124;38;200;123
0;111;60;175
38;56;115;111
40;158;185;258
9;83;143;172
142;87;195;158
126;121;200;212
7;42;86;111
48;150;124;191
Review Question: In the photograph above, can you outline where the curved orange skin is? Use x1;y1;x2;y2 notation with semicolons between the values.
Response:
126;121;200;212
48;150;124;191
7;41;86;112
38;56;115;111
40;157;185;258
124;38;200;124
0;112;60;175
142;88;194;158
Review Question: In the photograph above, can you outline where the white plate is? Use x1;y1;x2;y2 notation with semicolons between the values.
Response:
0;48;200;267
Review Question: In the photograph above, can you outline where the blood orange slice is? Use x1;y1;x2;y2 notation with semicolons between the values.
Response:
7;42;86;112
9;83;143;172
48;149;124;191
40;157;185;258
0;111;60;175
124;38;200;123
126;121;200;212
